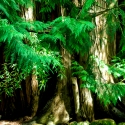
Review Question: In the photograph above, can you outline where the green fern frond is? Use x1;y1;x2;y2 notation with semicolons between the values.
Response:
0;20;62;75
83;0;95;11
36;16;94;54
72;59;125;106
0;4;10;18
0;24;23;43
79;0;95;19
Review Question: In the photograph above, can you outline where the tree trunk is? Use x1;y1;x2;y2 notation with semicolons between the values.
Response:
24;74;39;120
20;4;39;120
0;2;39;120
71;77;80;120
89;0;125;121
90;0;115;119
76;54;95;122
36;48;73;124
73;0;95;122
90;0;116;83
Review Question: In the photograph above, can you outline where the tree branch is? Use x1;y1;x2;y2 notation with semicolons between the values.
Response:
26;4;125;34
90;4;125;18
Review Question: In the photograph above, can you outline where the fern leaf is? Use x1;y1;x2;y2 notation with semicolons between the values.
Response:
79;0;95;19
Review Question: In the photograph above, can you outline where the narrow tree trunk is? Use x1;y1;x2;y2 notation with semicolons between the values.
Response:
78;54;95;122
71;77;80;119
25;74;39;120
73;0;95;122
20;3;39;120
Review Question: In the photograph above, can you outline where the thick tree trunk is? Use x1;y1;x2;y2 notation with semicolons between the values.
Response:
36;48;73;124
90;1;114;119
90;0;116;83
32;4;74;124
89;0;125;122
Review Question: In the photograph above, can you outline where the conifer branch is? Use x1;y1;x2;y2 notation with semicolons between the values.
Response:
89;4;125;18
26;28;51;34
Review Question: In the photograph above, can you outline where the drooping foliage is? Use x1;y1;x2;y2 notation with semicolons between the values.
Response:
1;0;125;106
0;0;95;95
67;0;125;107
71;57;125;106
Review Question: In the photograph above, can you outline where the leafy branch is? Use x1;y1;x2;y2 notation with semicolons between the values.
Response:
72;59;125;106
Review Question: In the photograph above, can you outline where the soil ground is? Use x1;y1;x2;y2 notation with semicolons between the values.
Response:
0;120;22;125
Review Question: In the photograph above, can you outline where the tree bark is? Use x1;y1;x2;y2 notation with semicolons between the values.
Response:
74;0;95;122
89;0;125;121
71;77;80;118
19;2;39;120
78;54;95;122
17;1;39;120
36;48;73;124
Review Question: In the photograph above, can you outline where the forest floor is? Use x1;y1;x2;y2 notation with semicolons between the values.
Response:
0;116;37;125
0;120;22;125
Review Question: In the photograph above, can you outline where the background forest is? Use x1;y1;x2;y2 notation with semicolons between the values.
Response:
1;0;125;125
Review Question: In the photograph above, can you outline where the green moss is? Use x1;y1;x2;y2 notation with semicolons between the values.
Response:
90;119;116;125
69;121;77;125
68;121;90;125
78;121;90;125
118;123;125;125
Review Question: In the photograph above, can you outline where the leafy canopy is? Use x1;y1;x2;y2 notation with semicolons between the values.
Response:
0;0;94;95
1;0;125;106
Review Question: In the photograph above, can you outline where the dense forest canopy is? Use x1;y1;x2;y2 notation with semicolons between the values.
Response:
1;0;125;122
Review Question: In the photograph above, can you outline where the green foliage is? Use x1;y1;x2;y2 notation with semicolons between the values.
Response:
0;63;23;96
35;0;125;107
39;16;95;54
90;119;116;125
1;0;125;108
118;122;125;125
90;56;125;105
79;0;95;19
1;0;94;95
0;0;64;94
72;59;125;106
72;61;96;93
69;121;89;125
0;0;94;73
70;0;125;106
109;57;125;81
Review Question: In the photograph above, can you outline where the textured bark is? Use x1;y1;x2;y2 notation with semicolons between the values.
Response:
25;74;39;119
78;54;95;122
71;77;80;115
19;2;39;119
90;1;115;118
36;49;73;124
90;0;116;83
90;0;125;121
80;88;95;122
72;0;95;122
33;4;74;124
